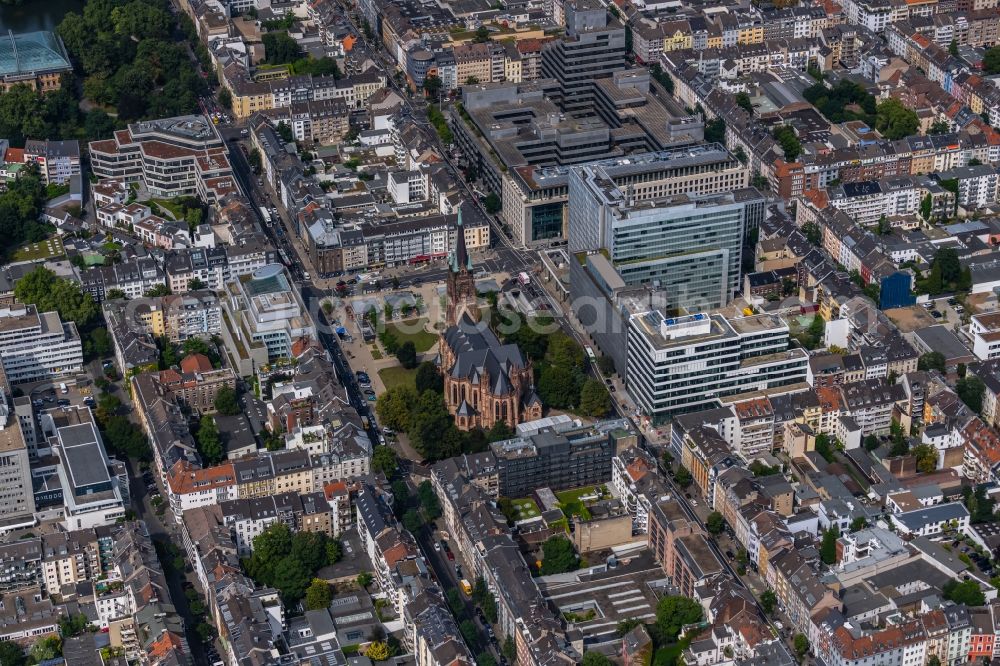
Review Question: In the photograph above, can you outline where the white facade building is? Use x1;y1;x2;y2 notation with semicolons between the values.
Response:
0;305;83;384
626;312;808;422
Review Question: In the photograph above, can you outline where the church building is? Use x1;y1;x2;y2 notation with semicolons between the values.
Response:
439;212;542;431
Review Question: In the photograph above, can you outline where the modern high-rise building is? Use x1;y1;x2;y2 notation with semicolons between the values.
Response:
626;312;808;423
568;156;763;311
0;304;83;384
540;0;627;115
489;419;635;497
503;141;741;248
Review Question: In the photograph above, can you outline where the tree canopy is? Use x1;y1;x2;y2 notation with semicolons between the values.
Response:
706;511;725;535
396;340;418;369
415;361;443;394
943;579;985;607
14;266;97;327
581;654;614;666
578;379;611;417
803;80;876;124
246;524;342;604
793;634;810;660
28;637;60;665
0;640;25;666
918;352;946;373
705;117;725;144
655;595;703;641
214;385;241;416
986;46;1000;74
772;125;801;162
58;0;206;123
262;32;303;64
911;443;937;473
875;98;919;140
0;163;49;256
304;578;333;610
371;446;398;477
957;375;986;414
820;526;839;565
919;248;970;295
760;590;777;616
197;415;224;465
539;536;579;575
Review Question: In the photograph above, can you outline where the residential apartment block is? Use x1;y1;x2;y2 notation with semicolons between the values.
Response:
23;139;80;186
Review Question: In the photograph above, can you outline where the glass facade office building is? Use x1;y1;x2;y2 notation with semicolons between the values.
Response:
568;162;762;311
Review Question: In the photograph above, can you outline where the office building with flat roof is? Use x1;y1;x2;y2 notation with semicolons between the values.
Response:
499;119;740;249
626;312;808;423
451;74;704;240
0;386;35;530
0;31;72;92
568;157;763;311
220;264;316;375
88;115;236;203
489;419;633;497
0;304;83;384
540;0;627;115
40;407;126;530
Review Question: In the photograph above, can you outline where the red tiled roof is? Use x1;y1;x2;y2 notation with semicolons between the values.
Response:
180;353;213;373
167;461;236;495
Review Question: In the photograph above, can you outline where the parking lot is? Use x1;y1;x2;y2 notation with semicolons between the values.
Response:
27;377;96;411
920;296;966;328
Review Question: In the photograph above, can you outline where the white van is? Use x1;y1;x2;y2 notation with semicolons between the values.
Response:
59;382;68;394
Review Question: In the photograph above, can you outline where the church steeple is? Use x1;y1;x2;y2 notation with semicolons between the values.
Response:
449;208;473;274
445;207;478;327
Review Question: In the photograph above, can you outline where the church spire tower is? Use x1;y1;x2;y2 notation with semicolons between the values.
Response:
446;209;478;327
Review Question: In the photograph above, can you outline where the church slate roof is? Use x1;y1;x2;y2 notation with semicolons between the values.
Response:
444;314;527;395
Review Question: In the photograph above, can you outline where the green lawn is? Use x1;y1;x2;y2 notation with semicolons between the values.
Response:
370;346;383;360
384;318;438;353
510;498;540;520
378;366;416;391
150;198;186;220
556;486;605;521
13;237;64;261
